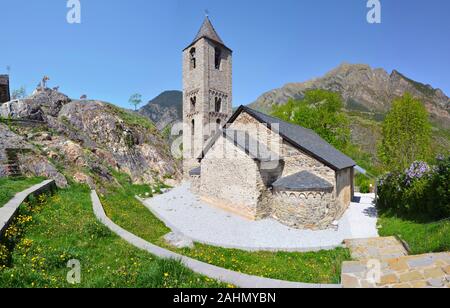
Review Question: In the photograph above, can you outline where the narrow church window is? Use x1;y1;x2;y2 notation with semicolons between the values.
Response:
190;48;196;69
215;97;222;113
190;96;196;112
191;119;195;136
214;47;221;70
216;119;221;131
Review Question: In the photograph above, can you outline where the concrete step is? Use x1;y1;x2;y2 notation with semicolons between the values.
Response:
344;237;409;261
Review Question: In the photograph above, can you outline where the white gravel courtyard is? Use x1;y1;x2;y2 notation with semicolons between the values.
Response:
140;183;379;252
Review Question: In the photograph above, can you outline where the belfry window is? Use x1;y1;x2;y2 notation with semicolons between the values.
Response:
190;96;196;112
191;119;195;136
214;47;221;70
215;97;222;113
216;119;221;131
190;48;196;69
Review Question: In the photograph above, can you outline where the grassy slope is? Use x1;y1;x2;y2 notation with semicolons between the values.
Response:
0;184;225;288
378;216;450;255
101;175;351;284
0;177;45;208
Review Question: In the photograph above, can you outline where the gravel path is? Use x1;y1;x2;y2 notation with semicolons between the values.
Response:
141;183;379;252
93;191;339;288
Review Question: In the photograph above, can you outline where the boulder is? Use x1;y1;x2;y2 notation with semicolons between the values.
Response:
163;232;194;249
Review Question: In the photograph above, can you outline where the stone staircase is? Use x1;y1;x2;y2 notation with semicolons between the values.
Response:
342;237;450;288
1;148;24;177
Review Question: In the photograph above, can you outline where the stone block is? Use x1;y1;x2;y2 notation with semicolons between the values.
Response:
427;278;444;288
392;283;412;289
407;256;434;268
423;268;445;279
341;274;361;288
410;281;428;288
443;265;450;275
399;271;424;283
164;232;194;249
379;274;399;286
387;258;409;272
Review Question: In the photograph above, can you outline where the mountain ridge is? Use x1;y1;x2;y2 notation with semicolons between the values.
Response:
139;90;183;131
250;63;450;128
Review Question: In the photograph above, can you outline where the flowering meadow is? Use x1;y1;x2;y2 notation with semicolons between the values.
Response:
0;183;225;288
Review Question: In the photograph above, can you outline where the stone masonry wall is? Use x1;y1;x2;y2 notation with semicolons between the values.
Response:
271;190;335;230
230;112;336;190
182;38;232;176
336;168;353;217
200;136;261;220
230;111;353;228
190;175;201;194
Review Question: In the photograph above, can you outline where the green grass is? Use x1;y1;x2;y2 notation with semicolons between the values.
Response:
105;104;157;133
100;174;351;284
0;177;45;208
0;185;225;288
378;215;450;255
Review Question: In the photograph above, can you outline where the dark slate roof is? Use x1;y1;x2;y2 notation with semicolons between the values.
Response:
223;129;279;162
189;166;201;176
225;106;356;171
272;171;334;192
185;17;231;51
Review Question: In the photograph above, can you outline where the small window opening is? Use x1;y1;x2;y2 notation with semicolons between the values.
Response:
190;96;196;112
215;97;222;113
214;47;222;70
190;48;196;69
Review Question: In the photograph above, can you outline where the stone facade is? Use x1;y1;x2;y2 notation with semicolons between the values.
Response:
0;75;10;104
200;136;262;219
195;110;354;230
271;190;335;230
182;20;233;176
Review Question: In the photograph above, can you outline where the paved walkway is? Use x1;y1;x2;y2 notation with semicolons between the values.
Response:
140;183;378;252
0;180;55;235
91;190;339;288
342;236;450;288
342;251;450;288
344;237;409;261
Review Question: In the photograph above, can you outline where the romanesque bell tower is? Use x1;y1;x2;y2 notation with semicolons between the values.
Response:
182;17;233;175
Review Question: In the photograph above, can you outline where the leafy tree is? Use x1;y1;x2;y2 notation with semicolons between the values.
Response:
129;93;143;111
271;89;351;151
11;86;27;100
378;93;431;172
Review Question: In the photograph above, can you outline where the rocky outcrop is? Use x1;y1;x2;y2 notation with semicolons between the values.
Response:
0;88;71;121
0;123;68;187
250;63;450;128
0;87;181;188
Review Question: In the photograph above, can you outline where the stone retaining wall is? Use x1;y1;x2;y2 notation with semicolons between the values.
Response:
0;180;56;237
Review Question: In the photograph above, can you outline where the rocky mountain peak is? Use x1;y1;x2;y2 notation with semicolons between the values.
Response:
250;63;450;127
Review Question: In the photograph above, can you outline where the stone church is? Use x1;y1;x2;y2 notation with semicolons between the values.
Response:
183;17;356;230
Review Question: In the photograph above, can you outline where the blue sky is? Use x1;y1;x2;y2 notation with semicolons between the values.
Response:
1;0;449;108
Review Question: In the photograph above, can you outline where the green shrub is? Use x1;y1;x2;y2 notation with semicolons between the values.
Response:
377;156;450;221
